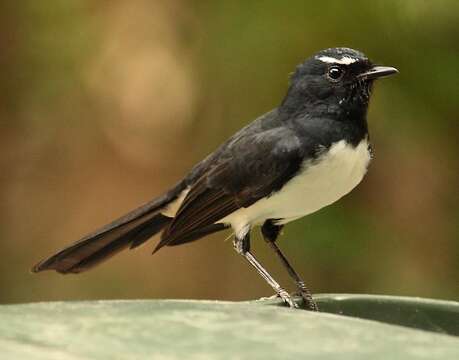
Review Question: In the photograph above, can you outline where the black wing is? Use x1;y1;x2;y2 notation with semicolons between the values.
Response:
156;127;305;250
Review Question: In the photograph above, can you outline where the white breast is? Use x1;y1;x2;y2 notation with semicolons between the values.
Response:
221;139;372;234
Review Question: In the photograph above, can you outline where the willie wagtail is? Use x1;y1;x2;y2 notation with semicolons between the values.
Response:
32;47;398;310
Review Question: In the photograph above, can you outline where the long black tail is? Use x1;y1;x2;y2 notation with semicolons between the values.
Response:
32;183;184;274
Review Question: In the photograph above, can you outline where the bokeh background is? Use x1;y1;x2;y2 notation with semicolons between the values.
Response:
1;1;458;304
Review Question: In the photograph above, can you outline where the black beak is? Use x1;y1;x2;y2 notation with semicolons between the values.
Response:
358;66;399;81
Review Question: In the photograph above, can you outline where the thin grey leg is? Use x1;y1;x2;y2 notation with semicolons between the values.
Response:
262;220;319;311
233;231;298;309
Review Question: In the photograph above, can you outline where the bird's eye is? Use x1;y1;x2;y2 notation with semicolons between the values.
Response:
327;66;344;81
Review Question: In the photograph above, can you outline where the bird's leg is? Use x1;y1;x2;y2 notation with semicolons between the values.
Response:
261;220;319;311
233;230;298;309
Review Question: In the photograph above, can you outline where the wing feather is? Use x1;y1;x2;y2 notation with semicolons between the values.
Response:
155;127;305;250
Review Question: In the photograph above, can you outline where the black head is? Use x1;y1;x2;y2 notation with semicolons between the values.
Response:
281;47;398;120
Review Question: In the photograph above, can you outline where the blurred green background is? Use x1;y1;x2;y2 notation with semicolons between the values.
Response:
1;1;458;304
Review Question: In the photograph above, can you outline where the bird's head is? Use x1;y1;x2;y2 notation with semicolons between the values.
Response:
281;47;398;120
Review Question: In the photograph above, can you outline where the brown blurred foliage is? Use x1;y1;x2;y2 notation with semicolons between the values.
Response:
1;1;458;304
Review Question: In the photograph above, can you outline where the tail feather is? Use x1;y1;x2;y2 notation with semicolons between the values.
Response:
129;215;171;250
80;214;170;270
32;182;185;274
32;212;171;274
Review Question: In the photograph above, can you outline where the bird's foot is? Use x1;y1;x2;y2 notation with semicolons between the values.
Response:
294;285;319;311
277;289;299;309
296;291;319;311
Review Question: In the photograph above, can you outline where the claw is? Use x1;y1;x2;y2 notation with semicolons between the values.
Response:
278;289;299;309
303;297;319;311
296;290;319;311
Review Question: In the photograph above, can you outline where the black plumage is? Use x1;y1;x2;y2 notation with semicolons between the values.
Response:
32;47;397;309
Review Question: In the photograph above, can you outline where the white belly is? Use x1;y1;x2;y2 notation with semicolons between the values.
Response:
221;139;372;234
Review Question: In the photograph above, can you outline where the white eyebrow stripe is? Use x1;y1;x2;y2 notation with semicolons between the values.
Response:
316;56;358;65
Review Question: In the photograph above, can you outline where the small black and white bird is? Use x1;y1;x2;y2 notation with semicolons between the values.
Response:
33;47;398;310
